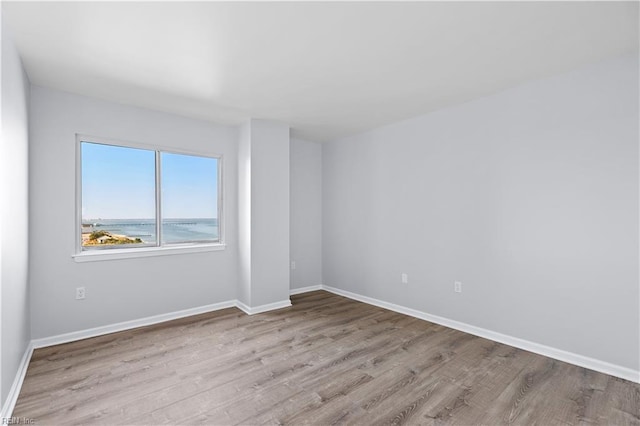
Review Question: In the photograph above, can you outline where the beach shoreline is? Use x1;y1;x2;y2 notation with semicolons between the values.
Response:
82;231;143;246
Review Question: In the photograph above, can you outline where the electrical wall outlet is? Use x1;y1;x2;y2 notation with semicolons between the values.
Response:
291;261;296;270
76;287;86;300
454;281;462;293
401;273;408;284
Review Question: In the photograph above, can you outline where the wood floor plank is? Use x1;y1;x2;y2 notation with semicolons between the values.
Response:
12;291;640;425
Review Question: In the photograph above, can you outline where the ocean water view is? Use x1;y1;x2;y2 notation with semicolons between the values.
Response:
81;218;219;247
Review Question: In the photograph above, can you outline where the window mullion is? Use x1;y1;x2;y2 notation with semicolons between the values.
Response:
155;151;162;247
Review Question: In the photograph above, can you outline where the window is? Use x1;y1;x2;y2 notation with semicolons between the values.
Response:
77;136;222;256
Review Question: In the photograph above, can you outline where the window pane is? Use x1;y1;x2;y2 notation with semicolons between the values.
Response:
161;152;219;244
81;142;156;248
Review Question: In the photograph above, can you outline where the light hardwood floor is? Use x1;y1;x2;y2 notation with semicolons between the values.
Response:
13;291;640;425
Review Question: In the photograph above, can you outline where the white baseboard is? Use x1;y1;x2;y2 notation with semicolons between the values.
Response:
235;300;252;314
32;297;294;349
322;285;640;384
1;342;34;419
236;299;292;315
31;300;237;349
290;285;323;295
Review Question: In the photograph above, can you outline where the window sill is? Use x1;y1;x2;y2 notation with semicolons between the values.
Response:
72;243;226;263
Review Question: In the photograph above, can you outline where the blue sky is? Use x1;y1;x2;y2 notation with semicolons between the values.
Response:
82;142;218;219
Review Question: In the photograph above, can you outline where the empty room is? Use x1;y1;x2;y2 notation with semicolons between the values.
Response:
1;1;639;424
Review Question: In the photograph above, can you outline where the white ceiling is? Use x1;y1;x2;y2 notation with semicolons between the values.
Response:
3;1;638;142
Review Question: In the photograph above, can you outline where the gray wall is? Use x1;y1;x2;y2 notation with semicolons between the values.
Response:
322;54;639;371
29;86;239;339
249;120;290;307
1;20;31;406
237;119;291;308
290;138;322;290
237;121;252;306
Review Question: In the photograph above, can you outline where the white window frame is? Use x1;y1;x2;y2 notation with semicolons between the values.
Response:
73;134;225;262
